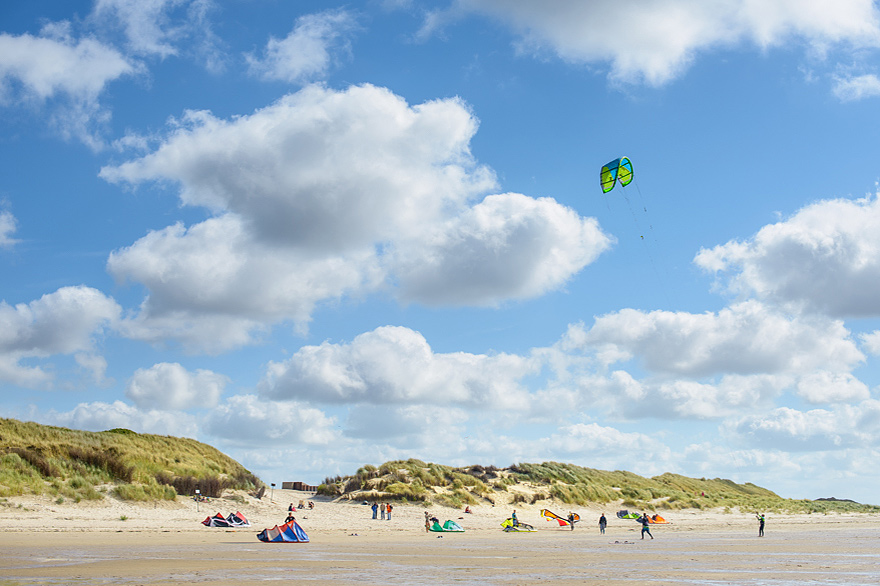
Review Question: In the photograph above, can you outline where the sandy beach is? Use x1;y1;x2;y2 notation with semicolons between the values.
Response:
1;489;878;585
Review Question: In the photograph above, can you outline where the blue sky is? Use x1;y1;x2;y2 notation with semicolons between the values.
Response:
4;0;880;504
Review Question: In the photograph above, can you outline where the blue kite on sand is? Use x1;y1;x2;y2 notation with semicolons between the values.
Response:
256;519;310;542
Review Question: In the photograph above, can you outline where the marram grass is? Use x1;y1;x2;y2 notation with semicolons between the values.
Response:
319;458;880;513
0;418;261;501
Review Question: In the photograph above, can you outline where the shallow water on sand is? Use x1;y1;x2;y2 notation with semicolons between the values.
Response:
1;526;879;585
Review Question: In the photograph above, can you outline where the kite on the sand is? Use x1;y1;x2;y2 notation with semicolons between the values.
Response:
429;519;465;532
501;518;537;532
202;511;250;527
540;509;579;527
256;519;309;542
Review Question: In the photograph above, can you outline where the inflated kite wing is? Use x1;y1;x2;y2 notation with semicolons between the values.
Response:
256;519;310;542
600;157;633;193
430;520;465;532
202;511;250;527
540;509;579;526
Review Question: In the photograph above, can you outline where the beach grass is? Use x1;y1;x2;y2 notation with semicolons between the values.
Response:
319;458;880;513
0;418;261;501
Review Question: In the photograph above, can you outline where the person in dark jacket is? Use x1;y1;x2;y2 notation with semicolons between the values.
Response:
639;513;653;540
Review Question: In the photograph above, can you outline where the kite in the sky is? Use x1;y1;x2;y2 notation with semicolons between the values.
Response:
600;157;633;193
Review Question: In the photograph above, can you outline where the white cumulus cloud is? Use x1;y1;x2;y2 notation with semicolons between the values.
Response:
125;362;227;410
260;325;538;410
541;422;670;467
101;85;606;350
442;0;880;85
695;193;880;317
204;394;339;447
394;193;612;306
728;401;880;452
581;301;863;377
45;400;199;437
0;287;121;388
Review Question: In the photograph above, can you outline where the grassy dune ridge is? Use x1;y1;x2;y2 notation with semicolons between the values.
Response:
319;459;880;513
3;418;876;512
0;418;260;502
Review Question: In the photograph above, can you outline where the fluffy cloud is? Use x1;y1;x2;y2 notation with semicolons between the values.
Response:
204;394;339;447
728;401;880;452
101;85;607;349
588;373;789;420
260;325;538;410
108;214;382;352
859;330;880;355
247;9;358;83
45;400;199;437
441;0;880;85
344;404;469;449
795;370;869;404
580;300;863;377
75;352;111;386
695;194;880;317
0;287;121;387
101;85;496;250
0;26;136;147
394;193;612;305
541;422;670;468
125;362;227;410
546;301;868;419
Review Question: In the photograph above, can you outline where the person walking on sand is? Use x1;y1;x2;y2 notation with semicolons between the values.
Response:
425;511;431;532
598;513;607;535
639;513;653;540
756;513;765;537
371;502;378;520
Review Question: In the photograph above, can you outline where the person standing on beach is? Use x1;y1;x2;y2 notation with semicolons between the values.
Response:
598;513;607;535
425;511;431;532
639;513;653;540
371;502;378;519
567;512;575;531
756;513;765;537
380;503;385;520
512;509;518;526
387;503;392;520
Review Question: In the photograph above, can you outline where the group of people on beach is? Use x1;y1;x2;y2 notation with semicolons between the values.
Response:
292;500;766;538
371;502;393;520
284;501;316;524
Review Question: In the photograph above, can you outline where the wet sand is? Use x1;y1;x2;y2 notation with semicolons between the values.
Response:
1;491;877;585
